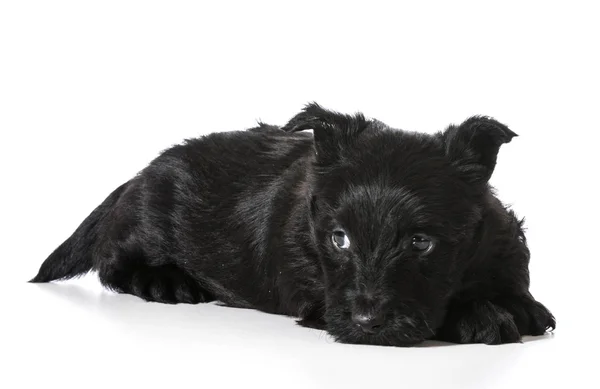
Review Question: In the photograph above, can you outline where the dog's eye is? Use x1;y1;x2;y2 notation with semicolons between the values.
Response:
332;230;350;249
411;234;434;255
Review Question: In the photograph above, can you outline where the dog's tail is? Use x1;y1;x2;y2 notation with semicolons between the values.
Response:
29;181;130;283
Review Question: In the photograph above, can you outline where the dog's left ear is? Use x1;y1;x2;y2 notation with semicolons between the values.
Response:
442;116;518;184
282;102;368;164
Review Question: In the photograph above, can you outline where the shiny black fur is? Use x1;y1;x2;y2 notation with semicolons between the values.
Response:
31;103;555;346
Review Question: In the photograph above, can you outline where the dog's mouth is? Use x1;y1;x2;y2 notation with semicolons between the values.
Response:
324;311;431;347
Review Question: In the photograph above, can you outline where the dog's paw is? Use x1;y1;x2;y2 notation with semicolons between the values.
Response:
494;295;556;336
103;263;214;304
437;301;521;345
296;308;327;330
296;317;327;330
527;299;556;334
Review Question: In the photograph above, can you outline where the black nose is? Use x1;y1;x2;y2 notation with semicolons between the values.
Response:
352;313;384;333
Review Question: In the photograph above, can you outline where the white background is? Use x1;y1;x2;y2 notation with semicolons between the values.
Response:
1;1;599;388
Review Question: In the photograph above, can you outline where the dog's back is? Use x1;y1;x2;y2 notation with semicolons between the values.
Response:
32;126;319;313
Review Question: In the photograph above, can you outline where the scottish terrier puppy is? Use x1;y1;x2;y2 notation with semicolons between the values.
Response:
31;103;555;346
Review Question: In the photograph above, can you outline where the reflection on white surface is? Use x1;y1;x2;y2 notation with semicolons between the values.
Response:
2;276;576;389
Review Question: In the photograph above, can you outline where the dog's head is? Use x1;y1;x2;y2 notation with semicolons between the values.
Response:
283;103;517;346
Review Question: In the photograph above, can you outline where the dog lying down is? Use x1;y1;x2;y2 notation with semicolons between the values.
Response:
31;103;555;346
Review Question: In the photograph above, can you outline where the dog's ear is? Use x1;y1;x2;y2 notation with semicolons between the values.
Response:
442;116;517;184
282;102;368;163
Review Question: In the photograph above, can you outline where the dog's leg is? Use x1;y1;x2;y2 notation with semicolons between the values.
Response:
96;245;214;304
436;294;555;344
296;306;327;330
490;294;555;336
435;300;521;345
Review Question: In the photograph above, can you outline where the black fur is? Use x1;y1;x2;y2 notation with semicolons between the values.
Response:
31;103;555;346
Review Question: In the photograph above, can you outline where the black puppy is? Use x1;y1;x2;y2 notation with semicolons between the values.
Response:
31;103;555;346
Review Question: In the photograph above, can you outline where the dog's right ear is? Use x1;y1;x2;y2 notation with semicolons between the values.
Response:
282;102;368;163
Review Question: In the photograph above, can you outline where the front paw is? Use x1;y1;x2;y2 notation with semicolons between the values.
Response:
494;295;556;336
437;301;521;345
296;317;326;330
